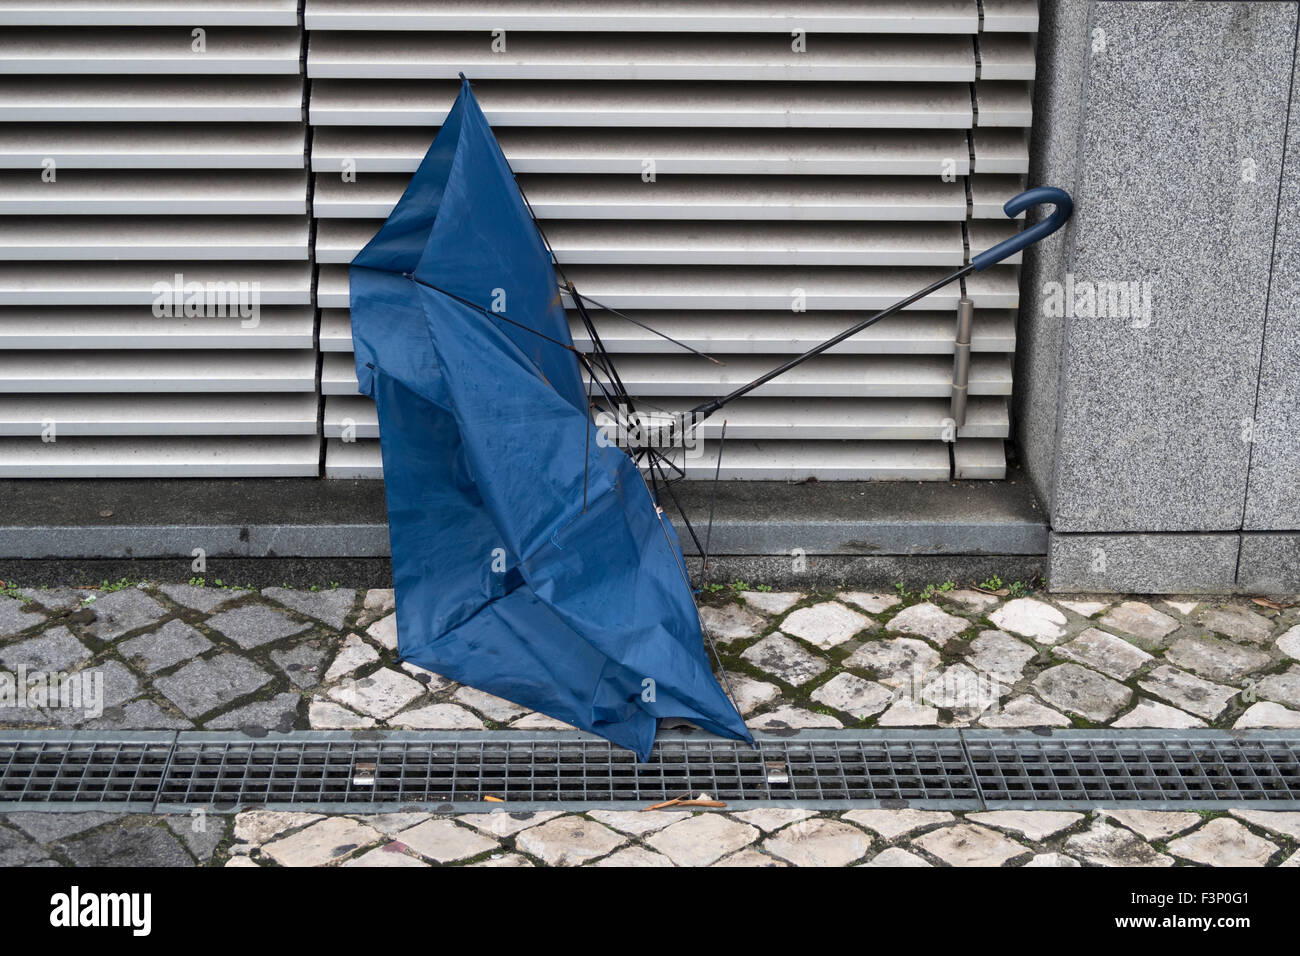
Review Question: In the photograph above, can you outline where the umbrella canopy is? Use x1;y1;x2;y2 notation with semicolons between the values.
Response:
349;78;752;760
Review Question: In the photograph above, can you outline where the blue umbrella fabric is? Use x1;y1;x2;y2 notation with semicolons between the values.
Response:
348;78;753;760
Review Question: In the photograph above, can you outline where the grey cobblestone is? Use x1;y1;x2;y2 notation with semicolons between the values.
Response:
118;620;211;673
0;595;45;637
262;588;356;630
205;604;310;650
155;583;247;613
154;653;272;718
83;589;167;641
0;626;90;673
3;581;1298;739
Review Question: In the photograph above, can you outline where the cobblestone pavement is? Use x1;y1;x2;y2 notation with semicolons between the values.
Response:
3;580;1300;867
2;806;1297;867
1;581;1298;732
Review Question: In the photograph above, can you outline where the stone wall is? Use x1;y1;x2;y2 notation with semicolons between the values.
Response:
1020;1;1300;592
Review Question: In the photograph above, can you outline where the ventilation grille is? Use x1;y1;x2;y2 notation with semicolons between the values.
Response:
0;1;318;476
3;730;1299;812
311;0;1039;480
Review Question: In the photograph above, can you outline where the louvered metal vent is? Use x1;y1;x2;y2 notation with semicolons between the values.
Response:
310;0;1039;480
0;0;318;476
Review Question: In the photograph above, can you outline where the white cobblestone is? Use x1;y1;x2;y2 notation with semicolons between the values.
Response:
1234;701;1300;728
456;811;562;838
515;816;626;866
781;602;873;649
727;674;780;715
731;809;816;833
1065;821;1174;867
1055;598;1111;617
1113;698;1207;728
396;819;498;863
308;700;375;730
1228;810;1300;841
763;819;871;867
876;698;939;726
1032;663;1132;722
1099;602;1180;648
845;637;941;687
364;612;398;651
1024;852;1081;867
841;809;954;840
323;633;378;682
810;673;893;719
698;603;767;643
1100;809;1200;841
1277;624;1300;660
886;602;969;644
646;814;758;867
739;591;804;616
1198;606;1274;644
990;598;1067;644
587;810;690;835
740;633;827;686
978;694;1071;728
965;630;1037;684
233;810;323;845
592;846;674;867
452;686;529;722
748;705;843;729
864;847;932;867
1054;627;1153;680
1166;819;1278;867
840;592;901;614
327;668;425;719
389;703;486;729
966;811;1083;841
1137;665;1237;720
912;824;1027;867
262;818;382;867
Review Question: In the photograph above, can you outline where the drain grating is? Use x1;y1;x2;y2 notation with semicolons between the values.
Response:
965;731;1300;808
0;732;175;812
155;732;976;810
1;730;1298;812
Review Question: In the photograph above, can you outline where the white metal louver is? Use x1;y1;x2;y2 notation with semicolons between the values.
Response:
0;0;316;477
308;0;1037;480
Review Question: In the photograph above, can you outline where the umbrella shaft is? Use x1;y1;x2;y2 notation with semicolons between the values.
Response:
688;264;974;421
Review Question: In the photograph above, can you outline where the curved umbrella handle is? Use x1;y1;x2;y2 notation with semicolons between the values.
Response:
971;186;1073;271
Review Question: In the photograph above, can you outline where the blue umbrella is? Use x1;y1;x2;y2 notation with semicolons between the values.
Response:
349;77;753;760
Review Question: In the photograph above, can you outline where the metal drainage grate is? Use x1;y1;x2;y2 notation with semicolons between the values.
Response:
0;733;175;812
1;730;1298;812
155;732;976;811
965;731;1300;807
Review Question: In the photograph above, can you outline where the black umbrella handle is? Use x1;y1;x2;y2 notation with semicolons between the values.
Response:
971;186;1074;270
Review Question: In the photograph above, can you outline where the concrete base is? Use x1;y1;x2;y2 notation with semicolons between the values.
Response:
0;470;1047;589
1048;531;1300;595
